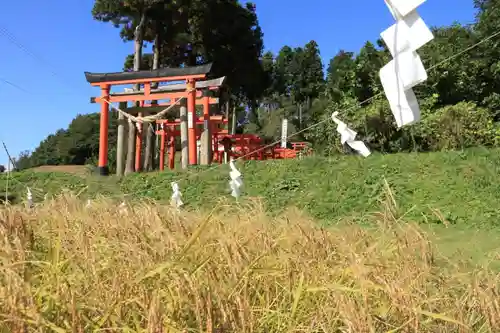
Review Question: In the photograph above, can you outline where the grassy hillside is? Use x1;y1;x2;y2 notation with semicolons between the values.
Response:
1;147;500;227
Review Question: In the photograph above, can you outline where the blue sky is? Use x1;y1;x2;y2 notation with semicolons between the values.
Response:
0;0;476;167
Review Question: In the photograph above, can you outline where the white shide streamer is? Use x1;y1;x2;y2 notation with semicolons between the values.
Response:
331;112;371;157
379;0;434;128
229;160;243;198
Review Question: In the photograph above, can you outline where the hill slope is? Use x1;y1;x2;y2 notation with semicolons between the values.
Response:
1;148;500;227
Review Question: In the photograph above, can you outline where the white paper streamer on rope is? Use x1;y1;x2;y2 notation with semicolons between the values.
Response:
86;199;92;209
170;182;183;208
331;112;371;157
229;159;243;198
26;187;33;208
380;0;434;128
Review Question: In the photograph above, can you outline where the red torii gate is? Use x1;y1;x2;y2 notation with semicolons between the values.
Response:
156;115;228;170
84;63;217;175
113;76;226;172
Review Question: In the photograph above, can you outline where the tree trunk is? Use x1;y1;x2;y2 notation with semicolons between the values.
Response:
306;96;312;110
200;130;211;165
133;12;147;94
143;124;154;171
298;103;303;129
125;12;146;174
116;102;126;176
155;123;160;169
124;118;136;175
144;31;161;171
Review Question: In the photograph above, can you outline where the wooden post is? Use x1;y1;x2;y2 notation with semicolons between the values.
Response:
200;90;212;165
231;106;237;135
116;102;127;176
98;85;110;176
135;111;143;172
180;99;189;169
187;80;197;165
281;118;288;148
1;141;17;171
224;94;230;119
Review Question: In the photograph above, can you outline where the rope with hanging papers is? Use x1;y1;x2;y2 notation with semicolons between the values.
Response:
99;88;196;125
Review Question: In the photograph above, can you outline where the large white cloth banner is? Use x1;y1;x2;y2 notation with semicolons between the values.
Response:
380;0;434;128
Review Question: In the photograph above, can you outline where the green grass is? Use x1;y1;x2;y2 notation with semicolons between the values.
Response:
2;147;500;228
428;225;500;270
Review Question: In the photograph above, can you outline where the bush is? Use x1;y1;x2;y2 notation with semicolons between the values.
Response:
414;101;500;150
308;97;500;154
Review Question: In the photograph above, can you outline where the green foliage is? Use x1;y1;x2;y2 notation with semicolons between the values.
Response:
16;112;119;171
418;24;485;106
252;106;298;142
326;50;356;101
288;40;325;104
303;9;500;154
414;102;500;150
116;0;266;107
307;95;500;154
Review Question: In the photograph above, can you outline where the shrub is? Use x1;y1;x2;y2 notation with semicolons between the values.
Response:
414;101;500;150
310;97;500;154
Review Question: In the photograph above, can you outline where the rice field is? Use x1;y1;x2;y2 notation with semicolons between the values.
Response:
1;193;499;332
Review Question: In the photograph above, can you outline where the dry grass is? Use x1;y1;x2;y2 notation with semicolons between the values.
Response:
0;195;499;333
28;165;90;176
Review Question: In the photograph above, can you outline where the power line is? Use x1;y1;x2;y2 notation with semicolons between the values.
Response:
0;77;30;93
0;25;63;81
0;24;91;94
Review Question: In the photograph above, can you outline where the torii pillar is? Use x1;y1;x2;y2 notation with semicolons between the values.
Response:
187;80;197;165
98;85;110;176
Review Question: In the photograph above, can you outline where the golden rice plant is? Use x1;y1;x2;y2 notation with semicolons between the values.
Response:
0;193;499;332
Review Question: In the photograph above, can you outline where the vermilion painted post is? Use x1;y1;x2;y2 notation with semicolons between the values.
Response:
159;126;166;171
187;80;197;165
135;108;143;172
203;94;210;119
168;134;175;170
98;85;110;176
